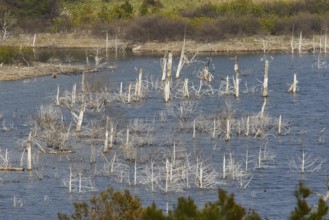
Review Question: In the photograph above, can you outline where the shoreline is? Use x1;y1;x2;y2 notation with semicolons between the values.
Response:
0;33;322;53
0;33;326;81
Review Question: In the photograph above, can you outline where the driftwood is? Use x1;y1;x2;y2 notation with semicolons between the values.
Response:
0;167;25;171
49;150;76;155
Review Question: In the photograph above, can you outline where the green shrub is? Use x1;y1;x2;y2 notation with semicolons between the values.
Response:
259;14;278;35
58;188;144;220
290;182;328;220
139;0;163;16
124;15;187;41
58;187;260;220
0;46;18;64
0;46;33;65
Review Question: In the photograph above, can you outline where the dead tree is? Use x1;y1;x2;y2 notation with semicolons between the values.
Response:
262;60;269;97
288;73;299;94
0;11;16;40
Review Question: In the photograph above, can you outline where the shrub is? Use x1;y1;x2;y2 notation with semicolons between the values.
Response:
217;0;263;17
0;46;33;65
58;187;261;220
181;3;220;18
0;46;18;64
275;12;326;37
139;0;163;16
259;14;278;35
70;4;96;29
168;197;199;219
192;19;225;41
239;16;260;35
124;15;187;41
289;13;324;36
290;182;328;220
58;188;144;220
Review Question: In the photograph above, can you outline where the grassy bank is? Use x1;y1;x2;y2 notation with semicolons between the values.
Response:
0;33;325;54
0;62;85;81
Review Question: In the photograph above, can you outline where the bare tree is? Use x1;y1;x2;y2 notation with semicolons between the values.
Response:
0;11;16;40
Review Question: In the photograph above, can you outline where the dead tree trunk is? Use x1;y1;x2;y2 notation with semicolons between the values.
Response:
288;73;299;94
298;31;303;54
175;37;186;79
166;52;173;80
103;116;109;153
163;79;170;102
76;72;86;132
262;60;269;97
161;52;167;81
234;56;239;98
183;78;189;99
26;132;32;171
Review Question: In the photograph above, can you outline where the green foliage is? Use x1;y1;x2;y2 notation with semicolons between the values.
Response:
143;203;166;220
71;4;96;28
259;14;278;34
58;188;144;220
0;46;18;64
98;1;133;23
58;184;327;220
139;0;163;16
139;3;149;16
121;1;134;16
58;187;260;220
202;188;261;220
110;1;134;20
289;182;329;220
0;46;33;65
168;197;199;219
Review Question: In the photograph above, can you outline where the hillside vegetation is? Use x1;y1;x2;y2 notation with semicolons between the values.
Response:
1;0;329;42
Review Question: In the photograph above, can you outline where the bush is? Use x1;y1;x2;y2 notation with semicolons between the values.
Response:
124;15;187;41
58;188;144;220
290;182;328;219
181;3;220;18
0;46;33;65
259;14;278;35
139;0;163;16
58;187;261;220
275;12;326;37
70;4;96;29
0;46;18;64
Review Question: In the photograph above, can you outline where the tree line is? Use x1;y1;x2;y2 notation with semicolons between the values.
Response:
58;182;328;220
1;0;329;42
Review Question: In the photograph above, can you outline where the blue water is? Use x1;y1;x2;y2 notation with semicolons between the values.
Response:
0;51;328;220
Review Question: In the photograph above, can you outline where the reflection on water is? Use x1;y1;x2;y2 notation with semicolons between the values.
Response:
0;50;328;220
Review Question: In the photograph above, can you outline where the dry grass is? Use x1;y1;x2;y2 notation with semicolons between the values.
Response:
0;33;118;49
0;62;85;81
0;33;320;53
0;32;323;81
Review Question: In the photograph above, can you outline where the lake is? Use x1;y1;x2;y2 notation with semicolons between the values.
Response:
0;49;328;220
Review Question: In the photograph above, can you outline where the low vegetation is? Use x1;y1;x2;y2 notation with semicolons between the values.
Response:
0;46;33;65
58;187;261;220
1;0;329;42
58;182;328;220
